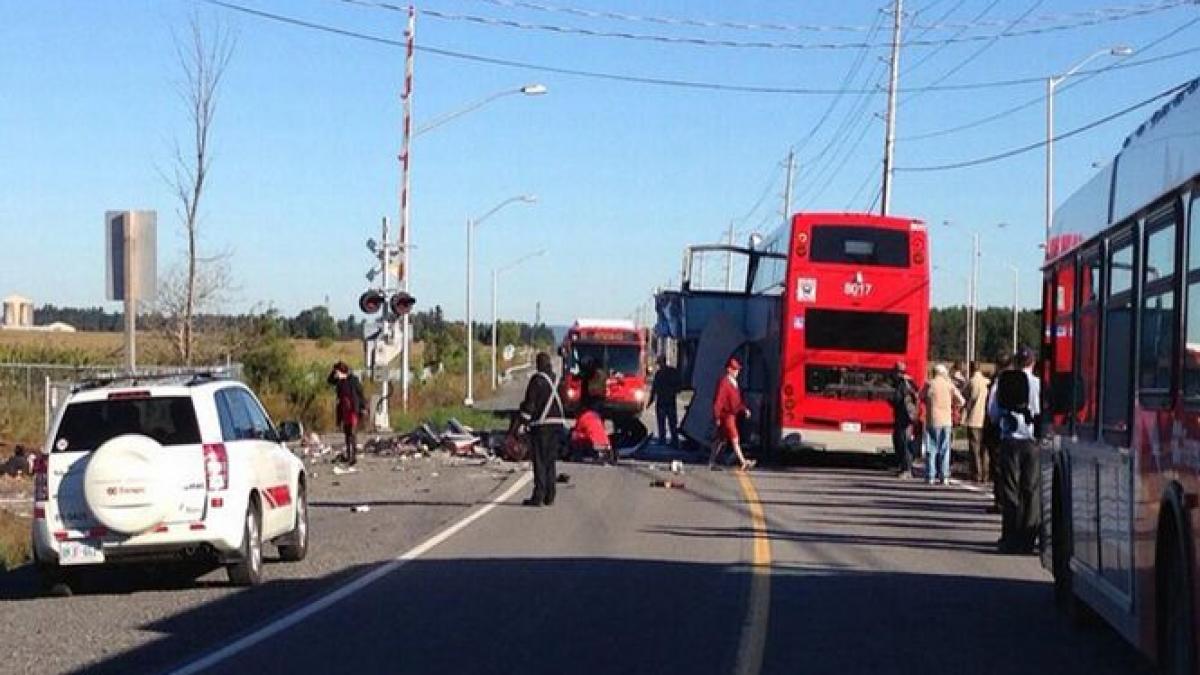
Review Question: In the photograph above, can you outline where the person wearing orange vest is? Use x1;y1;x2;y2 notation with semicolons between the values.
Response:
708;357;752;472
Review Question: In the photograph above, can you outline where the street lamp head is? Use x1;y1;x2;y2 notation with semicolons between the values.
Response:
519;194;538;204
1110;45;1134;57
520;84;548;96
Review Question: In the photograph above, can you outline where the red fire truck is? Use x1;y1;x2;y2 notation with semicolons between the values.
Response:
558;319;650;418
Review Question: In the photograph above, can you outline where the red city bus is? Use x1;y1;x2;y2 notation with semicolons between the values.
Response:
763;212;930;452
1040;77;1200;672
558;319;649;418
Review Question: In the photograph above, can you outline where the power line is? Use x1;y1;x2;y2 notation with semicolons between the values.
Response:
900;0;1037;108
894;81;1189;172
412;3;1191;51
902;0;996;78
431;0;1193;34
201;1;1200;96
897;16;1200;141
790;5;887;157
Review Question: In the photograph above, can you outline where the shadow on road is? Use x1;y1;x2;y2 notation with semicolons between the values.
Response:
64;556;1149;675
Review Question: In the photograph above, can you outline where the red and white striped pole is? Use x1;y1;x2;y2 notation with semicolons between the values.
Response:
398;4;415;411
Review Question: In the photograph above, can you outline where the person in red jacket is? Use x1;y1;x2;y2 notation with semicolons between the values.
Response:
709;357;752;472
570;406;615;465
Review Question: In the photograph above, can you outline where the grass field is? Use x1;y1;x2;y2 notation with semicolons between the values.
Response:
0;508;31;571
0;330;366;368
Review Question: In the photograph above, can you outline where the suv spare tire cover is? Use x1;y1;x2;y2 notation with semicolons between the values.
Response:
83;434;173;534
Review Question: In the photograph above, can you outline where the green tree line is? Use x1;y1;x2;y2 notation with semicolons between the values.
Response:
929;306;1041;364
33;304;555;350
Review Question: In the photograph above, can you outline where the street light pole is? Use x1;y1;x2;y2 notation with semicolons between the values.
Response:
492;249;546;389
465;216;475;406
1010;264;1020;353
1044;45;1134;245
414;84;547;138
464;195;537;405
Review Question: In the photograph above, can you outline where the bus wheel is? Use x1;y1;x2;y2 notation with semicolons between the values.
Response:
1160;523;1196;675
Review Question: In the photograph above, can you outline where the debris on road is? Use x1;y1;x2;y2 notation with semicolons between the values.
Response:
671;460;683;474
556;473;571;484
350;505;371;513
332;466;359;476
650;480;685;489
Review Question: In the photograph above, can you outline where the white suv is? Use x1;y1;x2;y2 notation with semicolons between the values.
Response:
31;373;309;591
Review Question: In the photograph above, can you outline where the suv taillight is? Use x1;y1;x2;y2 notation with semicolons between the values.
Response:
33;454;48;502
203;443;229;492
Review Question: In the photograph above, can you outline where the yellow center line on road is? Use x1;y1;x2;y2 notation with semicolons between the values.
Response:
734;471;771;675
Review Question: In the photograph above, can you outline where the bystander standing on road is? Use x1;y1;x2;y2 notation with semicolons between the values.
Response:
709;357;753;472
648;355;681;447
922;364;964;485
520;352;568;507
327;361;366;467
890;361;919;479
964;362;991;484
988;346;1041;553
982;352;1010;514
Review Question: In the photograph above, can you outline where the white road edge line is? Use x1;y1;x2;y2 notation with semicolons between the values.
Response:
948;479;992;497
169;471;533;675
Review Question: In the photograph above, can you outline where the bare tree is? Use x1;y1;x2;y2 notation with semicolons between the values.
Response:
155;258;233;364
167;15;235;365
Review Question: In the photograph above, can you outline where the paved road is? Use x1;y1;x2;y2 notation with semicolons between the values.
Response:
0;452;520;675
79;450;1150;675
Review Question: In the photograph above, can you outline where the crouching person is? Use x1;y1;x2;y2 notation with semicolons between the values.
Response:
570;405;615;465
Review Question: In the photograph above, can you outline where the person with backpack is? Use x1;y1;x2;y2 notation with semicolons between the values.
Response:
890;361;919;478
921;363;964;485
987;345;1042;553
520;352;568;507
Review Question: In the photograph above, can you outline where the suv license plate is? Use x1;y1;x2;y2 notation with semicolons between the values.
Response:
60;539;105;566
840;422;862;433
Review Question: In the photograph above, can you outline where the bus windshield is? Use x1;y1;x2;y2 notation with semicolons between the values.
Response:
570;343;642;376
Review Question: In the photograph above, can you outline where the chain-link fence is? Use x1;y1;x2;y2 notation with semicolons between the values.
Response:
0;363;243;436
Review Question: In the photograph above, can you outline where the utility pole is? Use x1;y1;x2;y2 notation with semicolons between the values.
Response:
783;148;795;223
969;232;979;366
397;5;415;411
880;0;903;216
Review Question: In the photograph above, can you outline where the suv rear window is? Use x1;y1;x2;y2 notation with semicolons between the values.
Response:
53;396;201;453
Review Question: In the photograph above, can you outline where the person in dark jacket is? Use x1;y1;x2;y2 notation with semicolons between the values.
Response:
327;361;367;466
648;355;681;447
520;352;567;506
890;361;919;478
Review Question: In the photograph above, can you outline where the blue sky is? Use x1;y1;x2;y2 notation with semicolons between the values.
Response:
2;0;1198;325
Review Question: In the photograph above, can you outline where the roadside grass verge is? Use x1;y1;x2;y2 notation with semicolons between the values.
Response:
0;509;32;571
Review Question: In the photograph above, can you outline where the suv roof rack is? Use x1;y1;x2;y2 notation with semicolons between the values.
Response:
72;368;236;393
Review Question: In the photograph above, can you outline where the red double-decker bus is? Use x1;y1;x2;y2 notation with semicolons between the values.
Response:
1040;77;1200;672
761;212;930;452
659;211;928;456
